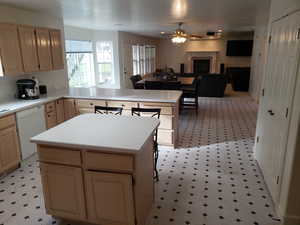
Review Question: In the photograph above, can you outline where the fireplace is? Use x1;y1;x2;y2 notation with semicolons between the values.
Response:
193;59;211;74
186;51;219;73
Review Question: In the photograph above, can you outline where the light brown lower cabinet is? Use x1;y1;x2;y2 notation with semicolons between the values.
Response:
38;136;154;225
63;99;77;120
55;99;65;124
45;110;57;129
0;114;21;174
85;171;135;225
0;126;21;172
40;163;86;221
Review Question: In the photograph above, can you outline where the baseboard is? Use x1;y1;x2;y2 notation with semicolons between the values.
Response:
282;215;300;225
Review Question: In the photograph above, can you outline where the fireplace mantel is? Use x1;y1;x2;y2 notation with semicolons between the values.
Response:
185;51;219;73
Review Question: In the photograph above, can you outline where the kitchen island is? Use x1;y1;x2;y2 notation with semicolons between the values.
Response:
31;113;160;225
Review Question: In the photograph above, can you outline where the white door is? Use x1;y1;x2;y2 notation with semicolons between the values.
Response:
121;43;134;89
254;11;300;204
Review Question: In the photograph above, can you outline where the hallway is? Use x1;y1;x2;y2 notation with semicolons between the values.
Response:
0;95;280;225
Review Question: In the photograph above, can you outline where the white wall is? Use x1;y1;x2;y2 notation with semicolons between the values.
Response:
64;26;121;89
118;31;160;89
157;33;253;74
0;5;68;102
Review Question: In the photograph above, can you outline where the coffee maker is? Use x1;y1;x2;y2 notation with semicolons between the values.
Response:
16;79;40;100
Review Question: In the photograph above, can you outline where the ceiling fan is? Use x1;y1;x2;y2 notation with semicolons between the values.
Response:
161;22;221;44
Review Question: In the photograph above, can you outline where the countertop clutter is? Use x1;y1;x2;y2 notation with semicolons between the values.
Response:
31;113;160;153
0;87;182;118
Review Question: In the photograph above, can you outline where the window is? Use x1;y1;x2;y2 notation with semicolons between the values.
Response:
96;41;114;85
132;45;156;75
66;40;95;87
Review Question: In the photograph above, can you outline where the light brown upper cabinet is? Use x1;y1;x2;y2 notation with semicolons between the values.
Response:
0;23;24;76
18;25;40;73
49;29;64;70
36;28;53;71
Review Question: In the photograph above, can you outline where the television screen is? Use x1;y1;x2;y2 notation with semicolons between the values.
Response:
226;40;253;56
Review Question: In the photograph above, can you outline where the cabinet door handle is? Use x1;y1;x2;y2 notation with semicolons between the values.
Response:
268;110;275;116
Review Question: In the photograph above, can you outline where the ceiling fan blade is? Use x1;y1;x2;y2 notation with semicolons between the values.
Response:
160;33;173;39
189;34;203;39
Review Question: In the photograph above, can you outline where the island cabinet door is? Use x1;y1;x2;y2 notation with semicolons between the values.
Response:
85;171;135;225
40;163;86;221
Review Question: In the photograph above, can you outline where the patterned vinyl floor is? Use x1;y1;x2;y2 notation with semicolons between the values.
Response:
0;94;281;225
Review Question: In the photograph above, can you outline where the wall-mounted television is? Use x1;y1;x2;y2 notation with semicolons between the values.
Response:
226;40;253;57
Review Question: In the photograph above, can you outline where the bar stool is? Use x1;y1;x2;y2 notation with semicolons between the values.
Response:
95;106;123;115
131;107;161;181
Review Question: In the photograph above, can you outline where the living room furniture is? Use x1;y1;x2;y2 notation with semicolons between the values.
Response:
198;74;227;97
145;81;163;90
181;77;200;111
130;75;144;89
94;106;123;115
137;76;194;87
226;67;250;92
162;81;181;90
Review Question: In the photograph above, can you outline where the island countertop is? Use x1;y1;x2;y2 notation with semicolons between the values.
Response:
0;87;182;118
31;113;160;154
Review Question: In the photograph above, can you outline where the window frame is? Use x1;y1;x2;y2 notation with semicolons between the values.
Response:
132;44;156;75
95;41;115;86
65;40;95;88
65;39;116;88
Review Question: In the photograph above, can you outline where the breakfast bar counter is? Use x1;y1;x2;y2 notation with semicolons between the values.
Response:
31;113;160;225
0;88;181;148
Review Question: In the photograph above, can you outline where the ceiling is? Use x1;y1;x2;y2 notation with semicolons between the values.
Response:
0;0;270;37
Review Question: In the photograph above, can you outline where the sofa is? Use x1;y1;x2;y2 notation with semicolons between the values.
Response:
197;74;227;97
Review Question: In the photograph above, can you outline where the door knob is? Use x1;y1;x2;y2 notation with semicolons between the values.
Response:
268;110;275;116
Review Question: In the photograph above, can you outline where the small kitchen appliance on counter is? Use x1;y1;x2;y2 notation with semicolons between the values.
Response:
16;79;40;100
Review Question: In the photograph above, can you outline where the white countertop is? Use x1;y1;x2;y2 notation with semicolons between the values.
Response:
31;113;160;153
67;87;182;103
0;87;182;118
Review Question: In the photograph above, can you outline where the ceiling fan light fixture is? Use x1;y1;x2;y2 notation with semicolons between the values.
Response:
171;28;187;44
171;35;187;44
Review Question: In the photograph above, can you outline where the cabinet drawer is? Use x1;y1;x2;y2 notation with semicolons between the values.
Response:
84;151;133;173
45;102;55;113
77;108;94;114
46;111;57;129
38;145;82;166
157;129;174;145
107;101;138;110
140;103;174;115
76;99;106;109
0;114;16;130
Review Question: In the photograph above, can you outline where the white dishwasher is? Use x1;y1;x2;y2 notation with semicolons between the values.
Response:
16;105;46;160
